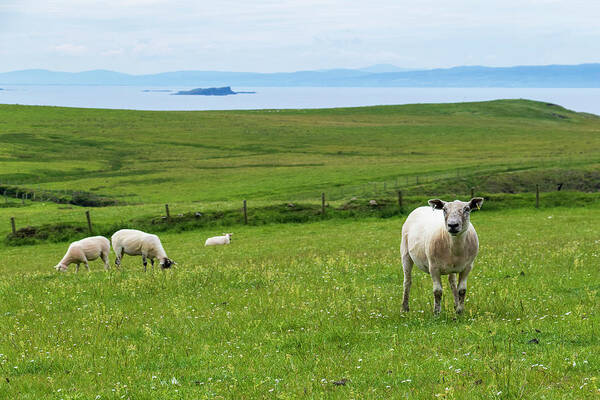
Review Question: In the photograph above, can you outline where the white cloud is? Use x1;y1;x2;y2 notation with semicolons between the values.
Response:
53;43;87;55
100;48;124;56
1;0;599;72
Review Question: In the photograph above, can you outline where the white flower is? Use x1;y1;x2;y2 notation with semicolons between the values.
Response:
171;377;179;385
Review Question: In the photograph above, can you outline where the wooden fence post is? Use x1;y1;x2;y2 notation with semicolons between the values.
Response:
243;200;248;225
85;210;93;234
535;185;540;208
321;192;326;216
10;217;16;234
470;187;474;199
21;193;25;205
398;190;403;210
165;204;171;220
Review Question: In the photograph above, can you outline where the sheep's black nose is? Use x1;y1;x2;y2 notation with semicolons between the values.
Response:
448;223;459;230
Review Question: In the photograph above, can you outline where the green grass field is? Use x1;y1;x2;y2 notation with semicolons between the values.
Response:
1;210;599;399
1;100;599;205
0;100;598;398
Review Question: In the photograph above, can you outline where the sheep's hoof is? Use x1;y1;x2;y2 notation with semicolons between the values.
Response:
402;305;409;312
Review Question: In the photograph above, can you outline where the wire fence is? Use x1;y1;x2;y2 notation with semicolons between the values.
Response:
1;160;598;243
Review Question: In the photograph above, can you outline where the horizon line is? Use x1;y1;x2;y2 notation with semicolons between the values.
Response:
1;62;600;75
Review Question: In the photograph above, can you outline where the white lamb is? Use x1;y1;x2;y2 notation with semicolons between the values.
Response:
401;198;484;314
205;233;233;246
111;229;175;271
53;236;111;272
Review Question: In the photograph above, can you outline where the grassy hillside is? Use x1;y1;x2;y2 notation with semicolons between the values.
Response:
0;101;598;398
0;100;598;205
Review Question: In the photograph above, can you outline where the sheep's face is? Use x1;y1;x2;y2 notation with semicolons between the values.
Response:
429;198;484;236
54;263;68;272
161;258;175;269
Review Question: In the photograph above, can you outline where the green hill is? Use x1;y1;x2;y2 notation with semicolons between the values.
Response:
0;99;598;205
0;101;599;398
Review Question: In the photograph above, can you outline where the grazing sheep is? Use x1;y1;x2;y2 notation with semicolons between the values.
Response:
401;198;484;314
205;233;233;246
53;236;110;272
111;229;175;271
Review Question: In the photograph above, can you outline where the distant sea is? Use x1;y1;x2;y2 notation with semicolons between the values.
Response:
1;86;599;115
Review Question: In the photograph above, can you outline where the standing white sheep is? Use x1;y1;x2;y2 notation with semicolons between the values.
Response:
401;198;483;314
205;233;233;246
111;229;175;271
53;236;111;272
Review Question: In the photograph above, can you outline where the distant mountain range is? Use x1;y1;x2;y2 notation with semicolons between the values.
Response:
0;64;598;87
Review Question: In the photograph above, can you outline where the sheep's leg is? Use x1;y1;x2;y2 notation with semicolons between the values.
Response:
456;265;472;314
115;247;123;268
448;273;459;310
142;255;148;272
76;263;80;273
85;260;90;272
401;250;414;312
431;269;443;314
150;258;155;271
101;251;110;270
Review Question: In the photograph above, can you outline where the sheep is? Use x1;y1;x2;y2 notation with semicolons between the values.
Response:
204;233;233;246
111;229;175;271
400;197;484;314
53;236;110;272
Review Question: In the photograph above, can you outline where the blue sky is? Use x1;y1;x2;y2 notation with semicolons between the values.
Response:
1;0;599;73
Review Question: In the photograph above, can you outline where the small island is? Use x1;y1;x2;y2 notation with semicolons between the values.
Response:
172;86;255;96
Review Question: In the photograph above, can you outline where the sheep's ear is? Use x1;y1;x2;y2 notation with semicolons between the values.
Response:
428;199;445;210
468;197;484;211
